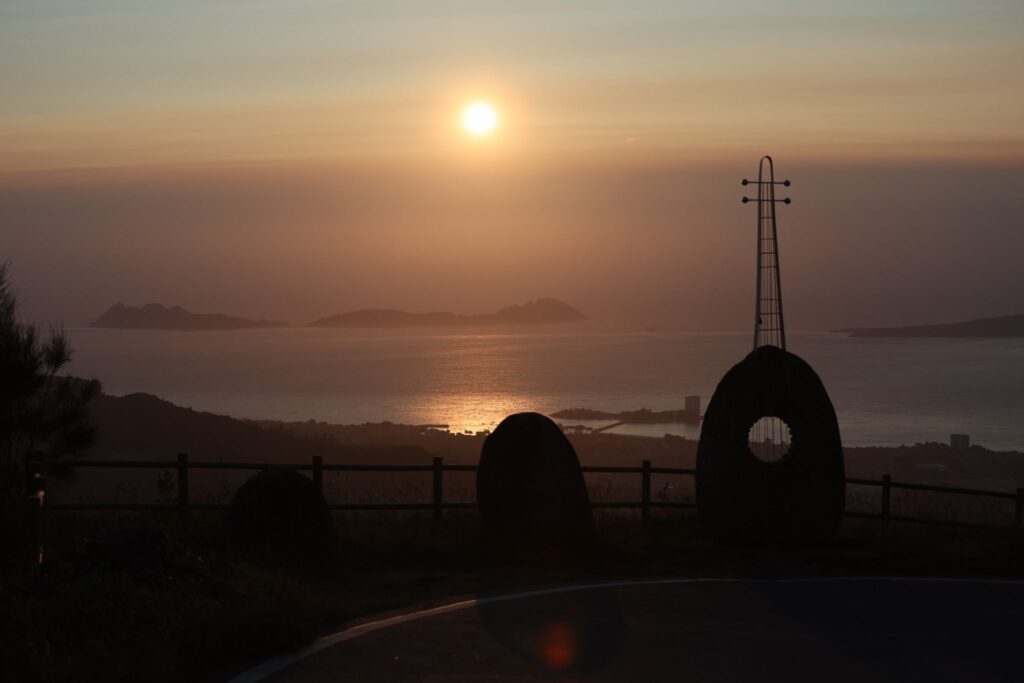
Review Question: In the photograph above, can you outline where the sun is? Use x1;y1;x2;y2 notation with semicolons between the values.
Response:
461;101;498;136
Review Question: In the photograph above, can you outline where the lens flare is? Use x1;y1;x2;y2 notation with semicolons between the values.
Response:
540;621;578;670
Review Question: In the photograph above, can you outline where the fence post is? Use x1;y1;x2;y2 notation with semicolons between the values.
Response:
24;450;46;501
881;474;891;523
177;453;189;519
25;450;46;567
1015;488;1023;530
432;457;444;527
641;460;652;528
312;456;323;493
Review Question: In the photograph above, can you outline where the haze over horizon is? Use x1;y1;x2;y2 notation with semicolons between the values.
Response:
3;0;1023;330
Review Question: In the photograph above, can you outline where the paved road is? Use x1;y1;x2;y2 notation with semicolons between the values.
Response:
242;578;1024;683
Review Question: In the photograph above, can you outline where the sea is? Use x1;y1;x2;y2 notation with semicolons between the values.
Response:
64;328;1024;451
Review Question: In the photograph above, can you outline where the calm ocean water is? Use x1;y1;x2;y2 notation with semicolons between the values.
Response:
65;328;1024;450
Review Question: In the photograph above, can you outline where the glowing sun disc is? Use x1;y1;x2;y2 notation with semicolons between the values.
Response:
462;101;498;136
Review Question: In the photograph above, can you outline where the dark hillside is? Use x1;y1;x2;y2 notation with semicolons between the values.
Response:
86;392;428;464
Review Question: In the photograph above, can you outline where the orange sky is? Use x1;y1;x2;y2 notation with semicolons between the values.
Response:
3;1;1023;172
2;1;1023;329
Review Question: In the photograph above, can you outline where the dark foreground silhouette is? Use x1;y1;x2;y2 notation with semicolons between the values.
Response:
698;345;845;545
477;412;595;559
255;579;1024;683
227;468;335;561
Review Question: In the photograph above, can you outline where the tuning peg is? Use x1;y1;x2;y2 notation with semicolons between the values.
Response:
783;180;791;187
783;197;791;204
741;179;749;186
742;197;750;203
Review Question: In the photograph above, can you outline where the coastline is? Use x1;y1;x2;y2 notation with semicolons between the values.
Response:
75;390;1024;491
62;328;1024;451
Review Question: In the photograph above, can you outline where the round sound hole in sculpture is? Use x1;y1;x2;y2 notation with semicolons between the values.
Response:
697;345;845;544
748;416;791;462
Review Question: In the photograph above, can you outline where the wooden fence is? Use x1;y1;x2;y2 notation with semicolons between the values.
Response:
30;454;1024;531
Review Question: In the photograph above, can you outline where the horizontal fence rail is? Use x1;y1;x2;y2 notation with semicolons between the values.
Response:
33;455;1024;531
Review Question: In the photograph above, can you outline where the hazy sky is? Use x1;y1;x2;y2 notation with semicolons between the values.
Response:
2;1;1023;329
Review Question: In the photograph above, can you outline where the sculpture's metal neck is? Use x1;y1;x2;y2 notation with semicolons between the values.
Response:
742;155;791;351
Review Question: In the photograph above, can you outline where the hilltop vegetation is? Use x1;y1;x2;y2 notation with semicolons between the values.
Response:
85;392;428;464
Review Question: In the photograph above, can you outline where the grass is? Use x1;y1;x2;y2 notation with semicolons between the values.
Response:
2;509;1023;683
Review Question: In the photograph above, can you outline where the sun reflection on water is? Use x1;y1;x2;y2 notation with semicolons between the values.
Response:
420;392;542;434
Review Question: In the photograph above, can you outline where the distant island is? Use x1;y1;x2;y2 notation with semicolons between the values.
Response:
311;297;587;328
552;407;700;424
835;314;1024;338
91;303;288;331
